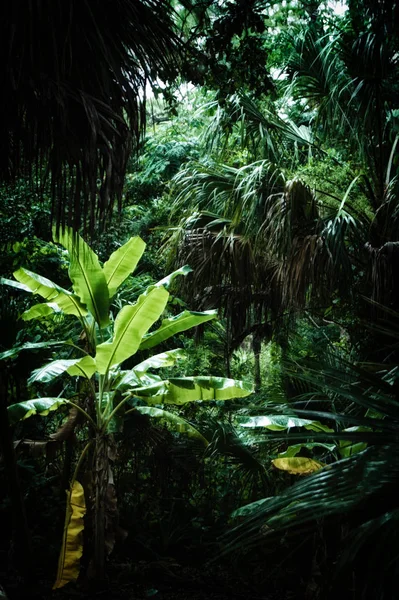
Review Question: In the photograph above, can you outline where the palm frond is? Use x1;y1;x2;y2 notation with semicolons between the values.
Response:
224;443;399;551
205;420;269;498
0;0;185;231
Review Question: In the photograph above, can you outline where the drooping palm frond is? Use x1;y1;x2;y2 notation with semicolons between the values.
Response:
173;159;285;234
166;211;278;346
0;0;186;232
170;159;358;332
202;93;319;164
285;29;352;141
224;443;399;548
285;15;399;207
204;420;269;499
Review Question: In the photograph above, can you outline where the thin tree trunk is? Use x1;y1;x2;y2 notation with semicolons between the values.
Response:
93;434;109;584
253;335;262;391
0;371;33;581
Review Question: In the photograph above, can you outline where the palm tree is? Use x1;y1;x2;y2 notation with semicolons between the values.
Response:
167;0;399;363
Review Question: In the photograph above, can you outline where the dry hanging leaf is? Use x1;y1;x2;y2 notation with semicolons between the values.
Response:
53;480;86;589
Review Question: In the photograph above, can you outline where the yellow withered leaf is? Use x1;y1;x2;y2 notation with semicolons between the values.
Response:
272;457;324;475
53;480;86;589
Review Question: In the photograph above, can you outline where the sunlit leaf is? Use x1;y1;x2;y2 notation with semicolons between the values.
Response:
115;370;162;390
103;236;146;298
66;356;97;379
140;309;217;350
0;276;31;292
29;358;95;384
130;376;254;405
53;226;109;327
96;286;169;374
133;349;186;373
22;302;63;320
238;415;333;432
13;268;88;318
155;265;193;289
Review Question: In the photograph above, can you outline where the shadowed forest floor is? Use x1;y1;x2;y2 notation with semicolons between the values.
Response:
2;560;301;600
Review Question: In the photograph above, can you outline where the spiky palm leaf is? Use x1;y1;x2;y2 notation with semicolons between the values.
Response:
204;420;269;499
223;313;399;596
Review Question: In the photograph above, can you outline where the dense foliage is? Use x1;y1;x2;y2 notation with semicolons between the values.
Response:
1;2;399;599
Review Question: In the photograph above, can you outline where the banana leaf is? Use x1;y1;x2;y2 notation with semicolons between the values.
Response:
155;265;193;289
95;285;169;375
0;276;31;292
133;349;186;373
115;370;162;390
103;236;146;298
238;415;333;432
29;357;96;384
8;398;68;425
140;309;217;350
22;302;63;320
0;340;65;360
130;376;254;405
278;442;336;458
13;268;87;318
134;406;208;445
53;226;109;327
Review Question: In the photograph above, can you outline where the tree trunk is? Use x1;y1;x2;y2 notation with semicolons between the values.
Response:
93;434;109;584
253;334;262;391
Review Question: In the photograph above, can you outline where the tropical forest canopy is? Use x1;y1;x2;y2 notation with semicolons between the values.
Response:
1;1;399;599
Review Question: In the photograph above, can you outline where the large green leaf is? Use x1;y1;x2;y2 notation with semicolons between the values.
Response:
339;426;370;457
22;302;63;320
8;398;68;425
133;349;186;373
278;442;336;458
135;406;208;445
0;341;65;360
103;236;146;298
95;286;169;374
238;415;333;432
53;227;109;327
140;309;218;350
115;370;162;390
130;376;254;405
13;268;87;318
66;356;97;379
29;357;96;383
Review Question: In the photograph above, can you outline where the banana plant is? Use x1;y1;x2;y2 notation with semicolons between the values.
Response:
2;227;253;588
